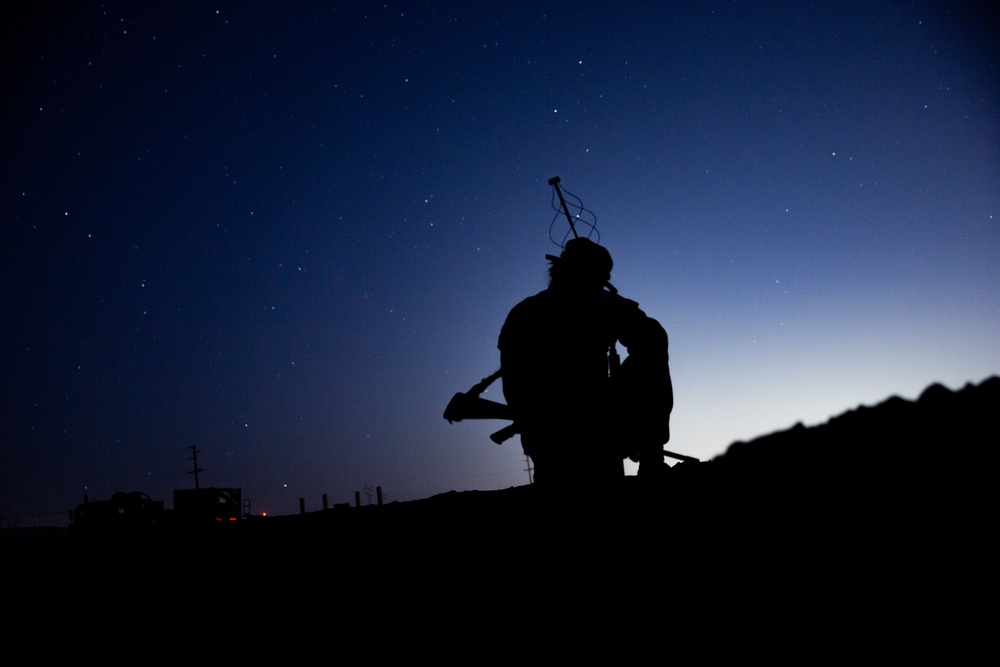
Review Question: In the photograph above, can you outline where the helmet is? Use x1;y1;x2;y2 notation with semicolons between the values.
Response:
550;238;613;283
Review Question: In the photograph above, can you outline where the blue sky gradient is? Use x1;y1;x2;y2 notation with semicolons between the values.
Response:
3;1;997;523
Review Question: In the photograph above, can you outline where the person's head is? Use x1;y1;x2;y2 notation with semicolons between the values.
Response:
547;238;613;289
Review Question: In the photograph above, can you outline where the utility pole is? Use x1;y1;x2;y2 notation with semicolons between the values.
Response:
525;455;534;484
188;444;203;489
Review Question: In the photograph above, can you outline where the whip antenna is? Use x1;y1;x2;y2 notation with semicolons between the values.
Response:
548;176;578;239
547;176;599;249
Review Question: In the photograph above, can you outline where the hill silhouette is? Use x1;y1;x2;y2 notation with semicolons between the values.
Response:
6;377;995;661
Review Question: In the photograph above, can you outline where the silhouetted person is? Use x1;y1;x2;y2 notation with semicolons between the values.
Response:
498;238;673;487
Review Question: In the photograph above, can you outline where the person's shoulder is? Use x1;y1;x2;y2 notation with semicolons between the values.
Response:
610;293;640;309
609;293;664;326
608;292;644;316
500;290;551;348
503;290;549;325
509;289;551;312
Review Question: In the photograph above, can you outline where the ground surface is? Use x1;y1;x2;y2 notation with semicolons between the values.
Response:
6;378;994;661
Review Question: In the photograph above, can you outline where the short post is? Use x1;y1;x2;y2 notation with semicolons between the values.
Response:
355;491;361;507
376;486;383;506
322;493;329;510
299;498;305;514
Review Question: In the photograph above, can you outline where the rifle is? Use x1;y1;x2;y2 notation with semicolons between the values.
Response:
443;369;698;462
442;369;520;444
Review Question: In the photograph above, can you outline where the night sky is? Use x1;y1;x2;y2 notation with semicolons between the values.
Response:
4;2;998;524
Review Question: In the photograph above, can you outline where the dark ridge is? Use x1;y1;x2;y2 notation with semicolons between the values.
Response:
6;377;995;661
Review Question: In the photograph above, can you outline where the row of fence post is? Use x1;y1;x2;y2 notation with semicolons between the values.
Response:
298;487;382;514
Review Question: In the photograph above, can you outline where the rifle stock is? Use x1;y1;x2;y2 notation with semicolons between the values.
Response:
443;392;514;423
443;392;521;446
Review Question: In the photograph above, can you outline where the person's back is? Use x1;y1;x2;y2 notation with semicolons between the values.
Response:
499;284;618;485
